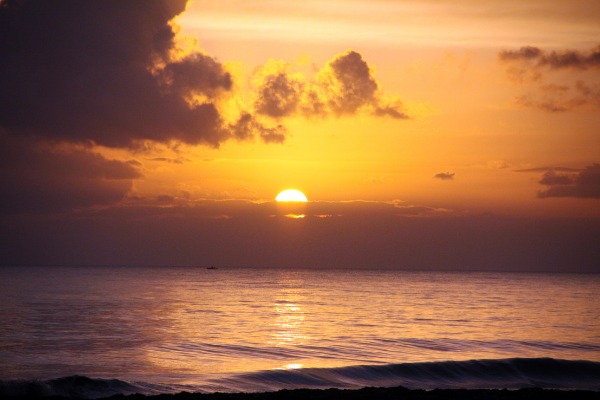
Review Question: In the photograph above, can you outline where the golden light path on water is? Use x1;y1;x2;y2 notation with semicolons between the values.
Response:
272;283;307;370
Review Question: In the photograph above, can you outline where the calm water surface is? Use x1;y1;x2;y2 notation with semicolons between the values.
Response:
1;266;599;384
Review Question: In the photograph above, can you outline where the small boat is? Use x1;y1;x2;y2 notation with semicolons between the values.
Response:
206;266;218;270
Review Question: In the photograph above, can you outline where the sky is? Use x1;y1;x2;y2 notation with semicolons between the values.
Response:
1;0;599;271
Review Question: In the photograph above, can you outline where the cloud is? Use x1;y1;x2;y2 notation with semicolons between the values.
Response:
499;45;600;70
498;46;543;61
516;166;580;173
147;157;189;164
3;198;599;272
539;170;574;186
499;44;600;112
0;1;412;220
434;172;455;180
0;134;141;214
159;53;233;96
0;2;410;152
515;81;600;113
230;113;286;144
254;73;304;118
0;0;245;148
253;51;408;120
323;51;378;115
538;164;600;199
373;105;409;119
487;160;512;169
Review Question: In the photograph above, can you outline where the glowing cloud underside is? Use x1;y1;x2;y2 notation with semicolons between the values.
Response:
275;189;308;202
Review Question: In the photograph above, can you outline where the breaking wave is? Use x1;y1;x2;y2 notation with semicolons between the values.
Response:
1;358;599;398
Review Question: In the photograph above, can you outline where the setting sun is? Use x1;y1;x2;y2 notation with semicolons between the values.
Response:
275;189;308;202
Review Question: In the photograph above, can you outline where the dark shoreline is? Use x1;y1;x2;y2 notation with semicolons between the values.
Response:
6;387;600;400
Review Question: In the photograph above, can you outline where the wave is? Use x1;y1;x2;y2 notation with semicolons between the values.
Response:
217;358;600;393
0;375;145;399
1;358;599;398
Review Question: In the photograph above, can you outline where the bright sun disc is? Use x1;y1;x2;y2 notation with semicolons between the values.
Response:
275;189;308;202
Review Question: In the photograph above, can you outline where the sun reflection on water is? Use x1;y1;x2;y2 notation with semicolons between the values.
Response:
271;278;309;349
284;214;306;219
281;363;303;369
272;300;307;345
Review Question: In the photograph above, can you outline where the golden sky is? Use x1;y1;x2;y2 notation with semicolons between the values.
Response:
1;0;599;270
163;0;600;216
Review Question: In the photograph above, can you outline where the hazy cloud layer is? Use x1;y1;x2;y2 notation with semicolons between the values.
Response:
0;134;141;214
516;166;580;173
538;164;600;199
515;81;600;113
254;51;408;120
499;45;600;70
499;44;600;112
2;199;598;272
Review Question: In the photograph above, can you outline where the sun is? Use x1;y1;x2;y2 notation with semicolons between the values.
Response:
275;189;308;202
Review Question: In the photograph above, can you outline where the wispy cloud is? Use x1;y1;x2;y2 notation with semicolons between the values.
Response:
499;44;600;112
499;45;600;70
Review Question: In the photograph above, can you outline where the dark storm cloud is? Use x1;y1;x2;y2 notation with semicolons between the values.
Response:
0;0;238;147
0;134;141;214
538;164;600;199
0;0;297;217
434;172;455;180
499;45;600;70
159;53;232;96
254;51;408;120
0;2;409;148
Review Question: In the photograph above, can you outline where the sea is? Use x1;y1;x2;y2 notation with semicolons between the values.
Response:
1;266;599;398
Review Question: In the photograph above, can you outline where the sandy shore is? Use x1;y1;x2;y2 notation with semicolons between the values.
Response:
7;387;600;400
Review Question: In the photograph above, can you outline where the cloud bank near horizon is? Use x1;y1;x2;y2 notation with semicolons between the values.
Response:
1;198;598;272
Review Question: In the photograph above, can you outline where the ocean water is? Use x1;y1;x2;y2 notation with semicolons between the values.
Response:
1;266;599;397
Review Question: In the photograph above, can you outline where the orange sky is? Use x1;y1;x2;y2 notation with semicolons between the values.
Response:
146;0;600;217
1;0;599;270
